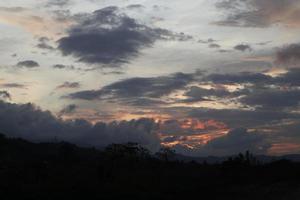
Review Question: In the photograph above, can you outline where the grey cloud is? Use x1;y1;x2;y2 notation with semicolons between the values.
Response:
52;64;75;70
56;81;80;89
36;37;54;50
205;71;271;84
0;7;25;12
209;43;221;48
16;60;40;68
198;38;216;44
189;108;300;128
201;128;270;156
205;68;300;86
0;101;160;150
0;91;11;101
240;89;300;110
126;4;144;10
59;104;77;115
0;83;26;89
68;72;195;101
234;44;252;52
214;0;300;28
275;68;300;86
181;86;249;103
46;0;71;7
58;6;192;67
51;9;73;22
256;41;272;46
276;43;300;66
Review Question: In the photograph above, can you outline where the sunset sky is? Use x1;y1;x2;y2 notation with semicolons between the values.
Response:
1;0;300;156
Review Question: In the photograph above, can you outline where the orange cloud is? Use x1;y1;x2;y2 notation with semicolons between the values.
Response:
159;118;229;149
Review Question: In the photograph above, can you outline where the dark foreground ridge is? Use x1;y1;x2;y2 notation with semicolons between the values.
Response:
1;133;300;200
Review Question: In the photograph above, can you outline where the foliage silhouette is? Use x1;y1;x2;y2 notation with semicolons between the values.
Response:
0;133;300;200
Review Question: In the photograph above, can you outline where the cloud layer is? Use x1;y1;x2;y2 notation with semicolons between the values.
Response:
58;6;191;67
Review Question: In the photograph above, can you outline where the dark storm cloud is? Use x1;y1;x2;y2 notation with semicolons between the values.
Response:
56;81;80;89
58;6;192;67
276;43;300;66
0;91;11;100
234;44;252;52
68;72;196;101
214;0;300;28
16;60;40;68
0;101;160;150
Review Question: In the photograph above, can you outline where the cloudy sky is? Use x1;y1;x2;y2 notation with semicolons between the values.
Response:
1;0;300;156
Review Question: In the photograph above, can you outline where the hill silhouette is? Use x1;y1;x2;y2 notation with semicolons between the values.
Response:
1;133;300;199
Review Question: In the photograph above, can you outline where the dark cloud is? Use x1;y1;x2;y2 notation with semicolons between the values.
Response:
56;81;80;89
59;104;77;116
205;68;300;86
0;101;160;150
51;9;73;22
52;64;75;70
0;91;11;101
240;89;300;110
276;43;300;66
0;7;25;12
218;49;231;53
256;41;272;46
16;60;40;68
46;0;70;7
0;101;278;156
234;44;252;52
58;6;192;67
36;37;54;50
102;71;125;75
274;68;300;86
201;128;270;156
181;86;248;103
205;71;271;84
198;38;216;44
126;4;145;10
209;43;221;48
0;83;26;89
214;0;300;28
68;72;196;102
125;97;168;107
189;108;300;128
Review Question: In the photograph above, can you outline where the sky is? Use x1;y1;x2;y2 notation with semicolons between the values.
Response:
1;0;300;156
